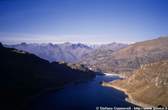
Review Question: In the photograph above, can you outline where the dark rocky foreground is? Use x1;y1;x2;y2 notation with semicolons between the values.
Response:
0;43;95;110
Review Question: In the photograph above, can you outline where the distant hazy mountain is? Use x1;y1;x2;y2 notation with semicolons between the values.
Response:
80;42;128;63
0;43;95;110
95;42;128;51
81;37;168;73
7;42;127;63
107;60;168;107
88;42;128;50
7;42;93;63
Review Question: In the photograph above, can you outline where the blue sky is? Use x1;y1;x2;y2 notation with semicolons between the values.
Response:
0;0;168;44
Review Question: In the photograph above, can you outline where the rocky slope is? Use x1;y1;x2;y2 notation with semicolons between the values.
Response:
81;37;168;73
0;43;95;110
103;60;168;107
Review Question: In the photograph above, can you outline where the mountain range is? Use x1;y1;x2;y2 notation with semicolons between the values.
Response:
7;42;93;63
8;37;168;75
2;36;168;108
80;37;168;74
7;42;127;63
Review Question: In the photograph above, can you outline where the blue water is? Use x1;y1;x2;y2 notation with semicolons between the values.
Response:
28;75;135;110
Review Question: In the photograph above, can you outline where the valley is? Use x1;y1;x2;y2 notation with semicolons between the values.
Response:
1;36;168;109
1;0;168;109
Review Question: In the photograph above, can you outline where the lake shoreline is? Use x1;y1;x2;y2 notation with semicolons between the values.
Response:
103;73;127;78
101;81;153;108
27;75;135;110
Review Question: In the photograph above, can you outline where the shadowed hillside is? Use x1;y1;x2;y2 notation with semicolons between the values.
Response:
0;43;95;110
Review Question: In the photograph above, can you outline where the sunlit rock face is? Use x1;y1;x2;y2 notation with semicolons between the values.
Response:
111;60;168;107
